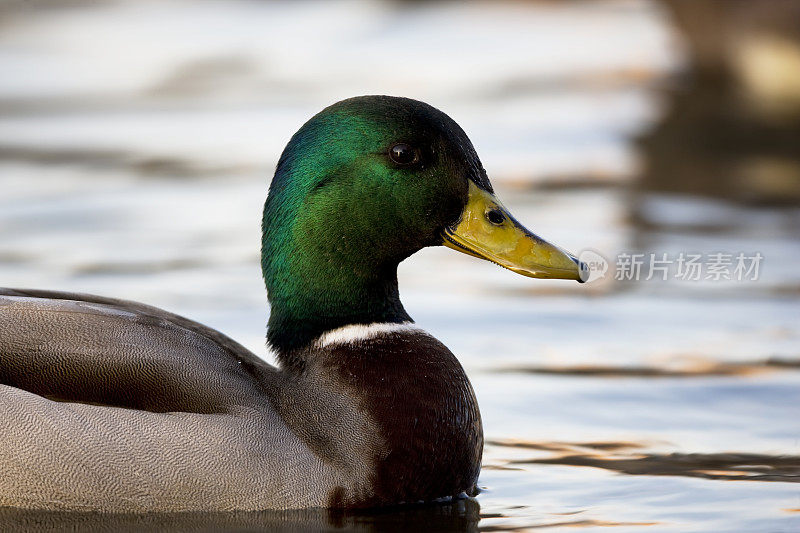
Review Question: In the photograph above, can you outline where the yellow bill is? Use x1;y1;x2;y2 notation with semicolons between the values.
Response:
443;181;588;282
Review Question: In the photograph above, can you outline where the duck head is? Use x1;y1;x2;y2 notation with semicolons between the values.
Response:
263;96;585;359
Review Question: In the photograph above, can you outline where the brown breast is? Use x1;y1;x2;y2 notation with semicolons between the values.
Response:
313;329;483;507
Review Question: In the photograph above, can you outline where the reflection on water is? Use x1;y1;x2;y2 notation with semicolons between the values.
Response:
0;500;481;532
1;0;799;531
495;356;800;377
0;501;668;532
487;440;800;483
528;452;800;484
0;145;247;180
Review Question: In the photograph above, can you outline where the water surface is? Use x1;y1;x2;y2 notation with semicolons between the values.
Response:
1;1;798;531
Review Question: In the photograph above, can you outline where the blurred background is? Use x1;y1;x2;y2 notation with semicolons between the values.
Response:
0;0;798;531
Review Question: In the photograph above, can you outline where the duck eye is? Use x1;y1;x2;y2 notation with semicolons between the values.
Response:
389;143;419;166
486;209;505;225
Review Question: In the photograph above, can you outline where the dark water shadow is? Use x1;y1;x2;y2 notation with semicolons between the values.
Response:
494;357;800;378
524;452;800;483
0;145;250;179
0;498;481;532
487;440;800;483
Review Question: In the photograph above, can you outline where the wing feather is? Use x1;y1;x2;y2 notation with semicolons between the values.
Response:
0;288;277;413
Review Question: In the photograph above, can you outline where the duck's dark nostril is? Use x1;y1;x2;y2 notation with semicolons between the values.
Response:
486;209;505;225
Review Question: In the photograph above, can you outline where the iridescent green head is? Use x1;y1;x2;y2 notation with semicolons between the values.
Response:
262;96;584;359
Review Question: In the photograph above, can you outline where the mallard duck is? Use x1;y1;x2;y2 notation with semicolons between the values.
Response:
0;96;585;512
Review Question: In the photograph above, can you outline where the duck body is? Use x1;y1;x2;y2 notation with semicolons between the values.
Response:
0;96;582;512
0;289;480;511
